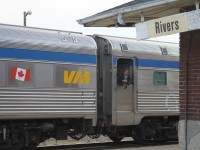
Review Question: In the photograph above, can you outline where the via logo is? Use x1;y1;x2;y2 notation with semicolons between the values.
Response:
64;70;90;84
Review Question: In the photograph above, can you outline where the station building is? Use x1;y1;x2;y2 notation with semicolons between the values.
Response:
78;0;200;149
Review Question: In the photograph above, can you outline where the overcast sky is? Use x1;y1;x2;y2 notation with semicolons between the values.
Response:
0;0;178;42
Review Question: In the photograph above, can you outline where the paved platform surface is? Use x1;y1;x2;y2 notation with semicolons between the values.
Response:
106;144;178;150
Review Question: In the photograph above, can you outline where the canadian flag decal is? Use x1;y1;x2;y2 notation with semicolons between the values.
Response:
11;67;30;81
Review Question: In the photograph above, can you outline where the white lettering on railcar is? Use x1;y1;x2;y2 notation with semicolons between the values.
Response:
61;36;78;43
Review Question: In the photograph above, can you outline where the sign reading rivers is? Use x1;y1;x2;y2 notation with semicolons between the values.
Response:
136;10;200;40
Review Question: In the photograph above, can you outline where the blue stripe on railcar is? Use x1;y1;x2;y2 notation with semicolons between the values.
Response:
113;57;179;69
138;59;179;69
113;57;117;66
0;47;96;64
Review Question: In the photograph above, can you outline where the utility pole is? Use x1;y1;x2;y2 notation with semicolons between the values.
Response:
23;10;32;26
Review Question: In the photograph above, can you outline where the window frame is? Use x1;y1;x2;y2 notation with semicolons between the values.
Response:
153;71;167;86
117;58;133;85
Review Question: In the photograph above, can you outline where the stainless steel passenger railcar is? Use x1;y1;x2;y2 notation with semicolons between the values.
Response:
0;24;179;149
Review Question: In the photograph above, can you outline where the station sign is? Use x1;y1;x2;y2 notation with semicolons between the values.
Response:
136;10;200;40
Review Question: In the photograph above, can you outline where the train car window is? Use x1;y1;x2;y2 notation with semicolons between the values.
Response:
153;72;167;85
117;58;133;85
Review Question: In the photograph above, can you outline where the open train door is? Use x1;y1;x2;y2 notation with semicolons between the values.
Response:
117;58;134;111
114;58;135;125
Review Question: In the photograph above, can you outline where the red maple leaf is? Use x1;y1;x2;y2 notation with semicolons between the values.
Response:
18;71;24;78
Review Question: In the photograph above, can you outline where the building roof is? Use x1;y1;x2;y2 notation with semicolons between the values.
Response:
77;0;195;27
100;0;154;14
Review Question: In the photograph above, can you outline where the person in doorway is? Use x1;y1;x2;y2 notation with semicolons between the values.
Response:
121;68;130;89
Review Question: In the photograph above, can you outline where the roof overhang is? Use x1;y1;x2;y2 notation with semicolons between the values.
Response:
77;0;196;27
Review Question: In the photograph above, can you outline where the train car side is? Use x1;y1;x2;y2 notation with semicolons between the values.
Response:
0;24;97;149
95;35;179;142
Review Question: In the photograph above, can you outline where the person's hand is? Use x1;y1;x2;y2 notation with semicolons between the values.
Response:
122;80;127;83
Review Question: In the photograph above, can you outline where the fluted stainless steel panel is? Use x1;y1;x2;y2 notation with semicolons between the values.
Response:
97;35;179;57
137;91;179;112
0;24;97;55
0;88;96;119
